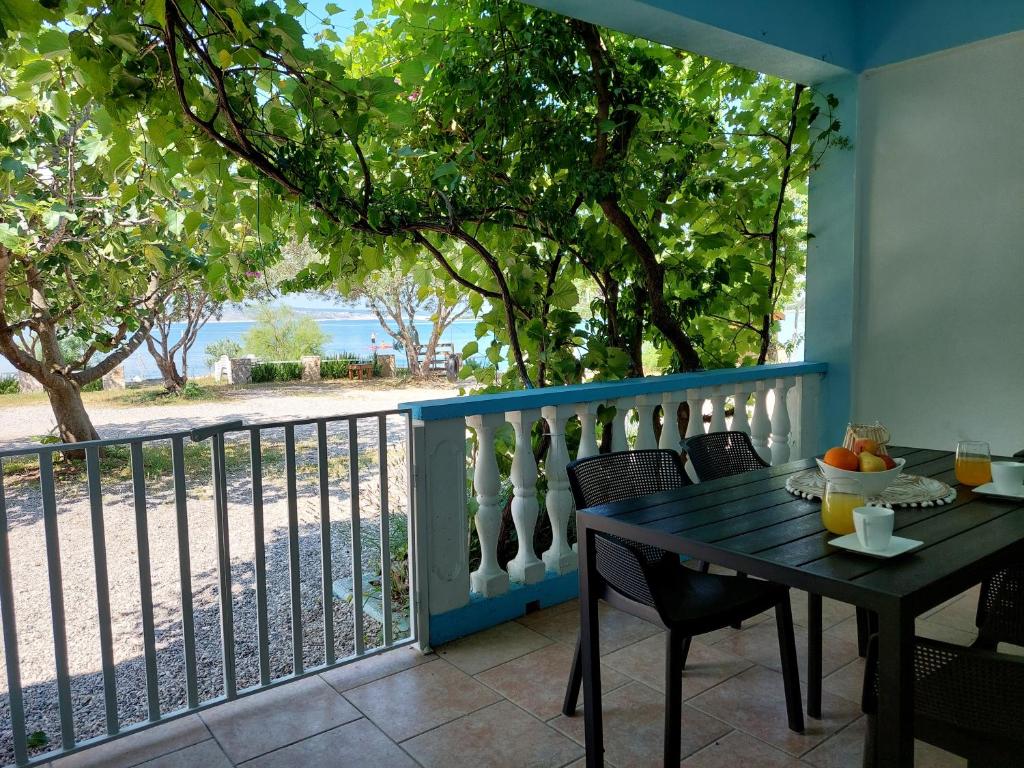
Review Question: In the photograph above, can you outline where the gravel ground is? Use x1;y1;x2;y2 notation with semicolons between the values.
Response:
0;382;456;765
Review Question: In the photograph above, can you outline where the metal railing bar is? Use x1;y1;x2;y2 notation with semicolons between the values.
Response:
210;433;237;699
170;437;199;709
348;419;364;655
39;451;75;749
249;429;271;686
0;429;194;460
130;442;161;722
0;464;29;765
85;447;119;734
378;415;393;646
316;422;335;665
21;638;417;768
211;409;410;434
284;425;304;674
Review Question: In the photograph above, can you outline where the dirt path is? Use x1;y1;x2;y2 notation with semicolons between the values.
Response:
0;380;460;449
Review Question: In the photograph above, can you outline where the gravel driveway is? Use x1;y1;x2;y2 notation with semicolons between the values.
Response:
0;381;456;764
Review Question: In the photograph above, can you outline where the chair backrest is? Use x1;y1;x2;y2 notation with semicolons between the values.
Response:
976;563;1024;647
683;430;769;482
567;450;691;605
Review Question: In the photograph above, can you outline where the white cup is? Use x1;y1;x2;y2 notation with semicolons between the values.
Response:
991;461;1024;494
853;507;895;551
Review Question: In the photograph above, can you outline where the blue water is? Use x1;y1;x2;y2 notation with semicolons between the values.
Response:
0;319;483;380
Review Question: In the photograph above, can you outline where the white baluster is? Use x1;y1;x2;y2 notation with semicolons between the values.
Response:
541;405;576;574
731;385;752;435
505;409;546;584
612;398;631;452
770;378;795;466
708;387;728;433
634;395;659;450
658;393;683;452
575;402;600;459
467;414;510;597
684;390;706;439
751;384;772;463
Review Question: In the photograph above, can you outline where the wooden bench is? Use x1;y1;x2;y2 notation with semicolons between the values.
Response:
348;363;374;381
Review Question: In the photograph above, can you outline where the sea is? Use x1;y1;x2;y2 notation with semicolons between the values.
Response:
0;318;484;381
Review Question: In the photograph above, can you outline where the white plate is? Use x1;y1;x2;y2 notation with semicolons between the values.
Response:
973;482;1024;501
828;533;924;559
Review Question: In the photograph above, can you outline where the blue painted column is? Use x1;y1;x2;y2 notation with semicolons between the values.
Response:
805;74;859;449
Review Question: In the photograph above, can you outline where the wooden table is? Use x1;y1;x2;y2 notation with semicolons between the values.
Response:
576;447;1024;767
347;363;373;381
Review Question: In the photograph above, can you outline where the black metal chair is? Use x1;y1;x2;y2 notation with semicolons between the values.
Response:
974;561;1024;649
563;449;804;765
682;429;830;720
861;635;1024;766
681;430;770;479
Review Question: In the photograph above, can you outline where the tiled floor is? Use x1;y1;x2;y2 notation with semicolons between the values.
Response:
46;583;994;768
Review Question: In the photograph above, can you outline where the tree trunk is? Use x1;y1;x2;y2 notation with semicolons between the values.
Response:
44;375;100;445
154;355;186;392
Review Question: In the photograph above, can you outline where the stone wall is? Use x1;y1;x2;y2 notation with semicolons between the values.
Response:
300;355;321;382
212;355;255;385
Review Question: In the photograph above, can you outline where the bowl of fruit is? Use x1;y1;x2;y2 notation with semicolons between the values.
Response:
816;439;905;497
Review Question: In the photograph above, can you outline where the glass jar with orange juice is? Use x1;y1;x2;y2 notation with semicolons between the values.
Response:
955;440;992;486
822;477;866;535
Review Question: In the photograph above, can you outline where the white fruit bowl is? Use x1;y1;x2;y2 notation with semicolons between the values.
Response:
815;457;906;497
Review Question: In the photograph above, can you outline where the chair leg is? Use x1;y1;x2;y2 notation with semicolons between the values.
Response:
862;713;877;768
562;632;583;717
731;571;748;629
664;629;684;767
774;594;805;733
698;560;711;574
807;593;822;719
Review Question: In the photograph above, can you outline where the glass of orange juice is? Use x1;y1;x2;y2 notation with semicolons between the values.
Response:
822;478;866;535
955;440;992;486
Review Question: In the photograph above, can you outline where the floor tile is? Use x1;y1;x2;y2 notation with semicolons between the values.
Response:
914;618;977;646
135;740;231;768
922;594;979;631
520;602;662;654
50;715;210;768
402;700;583;768
789;592;858;631
438;620;552;674
320;645;433;693
821;658;866;705
803;717;967;768
200;675;361;763
712;617;860;682
681;730;804;767
241;719;417;768
516;599;579;633
689;666;859;756
550;681;731;767
602;635;752;699
343;658;501;741
475;641;630;721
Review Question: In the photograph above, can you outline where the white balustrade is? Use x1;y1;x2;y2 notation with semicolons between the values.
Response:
405;363;826;648
634;395;660;450
658;394;683;451
467;414;510;597
751;383;772;463
770;378;795;465
505;409;546;584
541;405;576;574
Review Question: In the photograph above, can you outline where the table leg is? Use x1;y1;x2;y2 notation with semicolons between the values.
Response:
579;524;603;768
807;593;822;719
875;606;914;766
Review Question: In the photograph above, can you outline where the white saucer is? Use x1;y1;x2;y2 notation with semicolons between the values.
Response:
828;533;924;559
973;482;1024;501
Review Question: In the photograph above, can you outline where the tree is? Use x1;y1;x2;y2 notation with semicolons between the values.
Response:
204;337;242;368
146;280;222;391
0;28;263;443
22;0;843;395
242;304;327;360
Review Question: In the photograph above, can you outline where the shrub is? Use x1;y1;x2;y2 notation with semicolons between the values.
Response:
182;381;205;399
0;378;19;394
204;338;243;368
251;361;303;383
320;353;360;379
81;379;103;392
243;304;327;360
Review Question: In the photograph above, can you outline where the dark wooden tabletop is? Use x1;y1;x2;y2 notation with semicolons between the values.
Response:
579;447;1024;615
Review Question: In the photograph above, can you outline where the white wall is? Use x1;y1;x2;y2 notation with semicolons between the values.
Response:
853;31;1024;456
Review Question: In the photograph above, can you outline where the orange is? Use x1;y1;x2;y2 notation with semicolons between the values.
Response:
823;446;859;471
